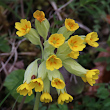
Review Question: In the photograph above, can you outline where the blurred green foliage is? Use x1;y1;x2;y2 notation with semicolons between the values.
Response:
73;84;110;110
4;70;34;103
0;35;10;52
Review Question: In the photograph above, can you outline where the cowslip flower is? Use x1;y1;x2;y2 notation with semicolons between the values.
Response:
40;92;52;103
48;34;65;48
33;10;45;22
68;35;86;51
29;78;44;92
65;18;79;31
85;32;99;47
15;19;31;37
68;51;79;59
46;55;62;71
81;69;99;86
16;82;33;96
58;92;73;105
51;78;65;89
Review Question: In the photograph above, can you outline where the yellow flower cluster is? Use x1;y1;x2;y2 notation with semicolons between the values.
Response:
15;10;100;105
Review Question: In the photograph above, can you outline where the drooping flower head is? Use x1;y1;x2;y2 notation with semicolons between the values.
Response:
15;19;31;37
16;82;33;96
29;78;44;92
51;78;65;89
68;35;86;51
40;92;52;103
85;32;99;47
65;18;79;31
58;92;73;105
33;10;45;22
48;34;65;48
46;55;62;71
81;69;99;86
68;51;79;59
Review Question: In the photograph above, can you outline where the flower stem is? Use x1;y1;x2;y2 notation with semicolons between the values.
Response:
33;92;41;110
40;44;44;59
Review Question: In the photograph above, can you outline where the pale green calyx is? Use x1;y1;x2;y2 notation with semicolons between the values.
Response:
57;26;74;40
35;18;50;41
38;61;47;80
47;69;61;81
63;58;87;77
56;42;71;61
43;41;55;60
23;58;41;84
24;28;41;45
43;76;50;93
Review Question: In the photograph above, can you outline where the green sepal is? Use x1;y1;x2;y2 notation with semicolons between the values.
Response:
57;26;74;40
63;58;87;77
57;87;66;95
47;69;61;81
23;58;41;84
79;35;86;44
38;61;47;80
24;28;41;45
35;18;50;41
43;41;55;60
43;76;50;93
79;35;86;40
56;42;71;61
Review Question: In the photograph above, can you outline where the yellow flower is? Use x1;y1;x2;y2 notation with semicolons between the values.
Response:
51;78;65;89
40;92;52;103
81;69;100;86
16;82;32;96
58;92;73;105
48;34;65;48
46;55;62;71
68;51;79;59
68;35;86;51
65;18;79;31
29;78;44;92
15;19;31;37
85;32;99;47
33;10;45;22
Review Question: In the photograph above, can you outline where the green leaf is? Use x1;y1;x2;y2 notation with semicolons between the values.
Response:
96;86;109;99
94;57;106;62
4;69;34;103
103;98;110;107
96;47;107;52
106;57;110;64
107;35;110;47
48;104;68;110
106;64;110;71
0;39;10;52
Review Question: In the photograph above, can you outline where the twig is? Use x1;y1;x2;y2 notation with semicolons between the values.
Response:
8;48;18;73
0;38;26;73
58;0;73;11
48;0;92;32
48;0;73;21
20;0;25;18
18;96;26;110
77;21;92;32
0;52;37;56
1;62;8;75
0;42;15;73
49;0;62;21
